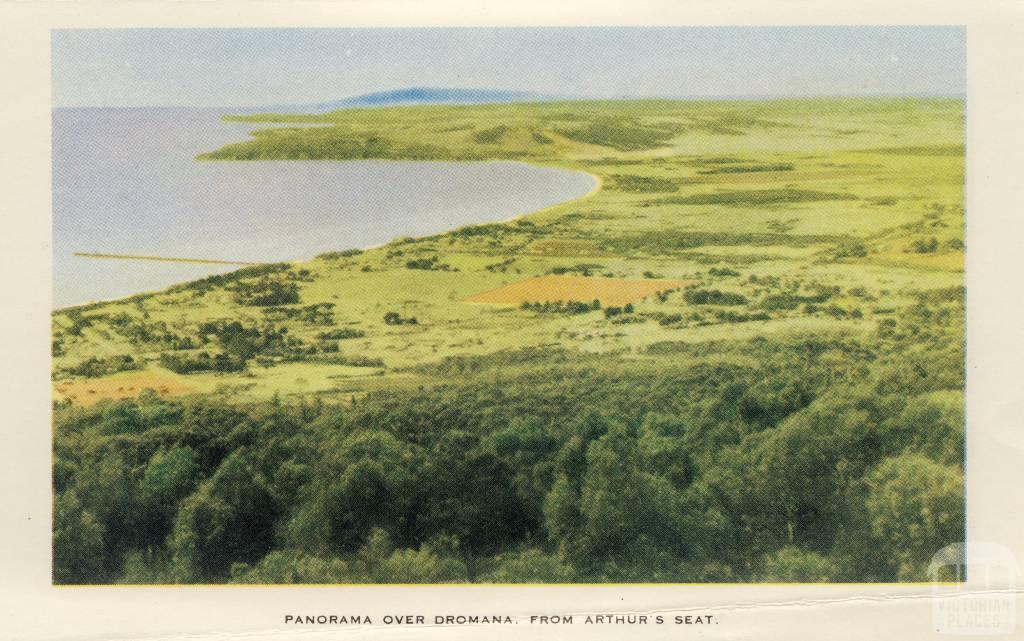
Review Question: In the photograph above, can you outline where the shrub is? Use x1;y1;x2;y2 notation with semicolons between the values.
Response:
316;248;364;260
550;264;603;276
830;240;869;260
709;267;741;277
159;352;245;374
232;279;300;306
761;288;837;311
318;328;366;340
522;300;597;316
61;355;141;378
406;257;452;271
683;289;748;306
758;547;838;582
908;237;940;254
608;174;678;193
697;163;795;175
384;312;418;326
602;303;635;319
715;310;770;323
168;263;292;293
651;189;857;207
555;119;679;151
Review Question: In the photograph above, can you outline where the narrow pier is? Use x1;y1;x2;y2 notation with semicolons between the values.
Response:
74;252;265;266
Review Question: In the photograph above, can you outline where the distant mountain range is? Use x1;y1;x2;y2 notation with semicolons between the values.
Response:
266;87;558;113
58;89;966;113
258;89;961;114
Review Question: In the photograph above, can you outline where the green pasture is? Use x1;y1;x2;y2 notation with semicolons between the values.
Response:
53;97;963;403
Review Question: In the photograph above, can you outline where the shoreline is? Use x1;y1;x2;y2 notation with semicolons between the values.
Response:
54;160;602;313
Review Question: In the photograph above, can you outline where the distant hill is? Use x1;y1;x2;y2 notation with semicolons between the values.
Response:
270;87;556;113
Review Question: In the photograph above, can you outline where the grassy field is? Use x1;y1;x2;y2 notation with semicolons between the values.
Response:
53;97;963;404
51;96;966;584
464;275;688;306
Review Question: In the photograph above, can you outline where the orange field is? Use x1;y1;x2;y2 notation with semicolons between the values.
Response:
465;274;687;306
54;371;193;406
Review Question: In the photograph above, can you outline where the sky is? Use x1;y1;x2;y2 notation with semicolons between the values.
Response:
51;27;965;108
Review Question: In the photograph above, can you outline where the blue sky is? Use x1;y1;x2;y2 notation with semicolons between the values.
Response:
52;27;965;108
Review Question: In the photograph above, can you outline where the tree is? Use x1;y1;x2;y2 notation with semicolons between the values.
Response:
99;400;144;435
487;419;558;526
169;452;279;582
290;432;418;555
73;450;142;569
737;393;881;556
230;550;352;584
482;549;574;583
53;490;105;584
578;423;689;565
638;414;694;488
137;446;201;549
863;454;963;580
414;431;533;578
543;420;693;580
882;394;964;466
758;546;839;582
352;529;466;583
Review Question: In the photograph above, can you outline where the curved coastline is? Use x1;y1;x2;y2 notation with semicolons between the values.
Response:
54;106;604;308
56;157;599;312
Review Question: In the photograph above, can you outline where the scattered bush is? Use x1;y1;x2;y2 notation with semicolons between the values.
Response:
555;118;680;151
550;264;604;276
603;303;635;319
608;174;679;193
262;303;335;325
159;352;245;374
168;263;292;294
318;328;366;340
384;312;418;326
650;188;857;207
316;248;364;260
61;355;141;378
683;289;748;306
520;300;598;315
761;287;838;311
697;163;795;175
714;310;771;323
908;237;940;254
232;279;300;307
54;295;965;584
709;267;741;277
406;256;453;271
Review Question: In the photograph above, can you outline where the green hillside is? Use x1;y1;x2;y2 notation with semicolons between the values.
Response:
52;97;965;584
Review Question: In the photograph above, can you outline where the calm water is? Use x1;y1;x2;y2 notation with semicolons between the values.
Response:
52;109;596;308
